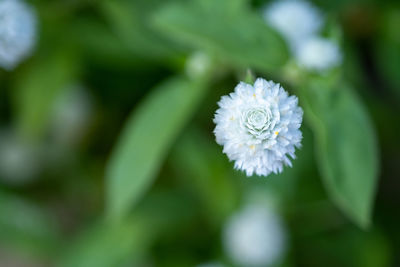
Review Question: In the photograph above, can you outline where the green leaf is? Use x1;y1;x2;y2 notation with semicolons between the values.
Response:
300;79;379;228
100;0;181;62
59;191;198;267
169;127;238;225
106;76;209;220
0;190;60;259
152;0;288;72
374;9;400;98
58;219;148;267
72;18;140;66
12;50;78;139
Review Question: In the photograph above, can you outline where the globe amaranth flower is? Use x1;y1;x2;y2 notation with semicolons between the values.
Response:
263;0;343;72
0;129;42;184
0;0;37;70
223;204;286;266
213;78;303;176
295;37;342;71
185;51;212;79
50;84;93;146
263;0;323;47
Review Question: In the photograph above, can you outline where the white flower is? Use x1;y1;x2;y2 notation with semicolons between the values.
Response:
0;129;42;184
213;78;303;176
223;204;286;266
185;51;212;79
0;0;37;70
50;84;93;146
295;37;342;71
263;0;344;72
263;0;323;47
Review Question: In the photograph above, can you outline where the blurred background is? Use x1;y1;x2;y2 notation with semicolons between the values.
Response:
0;0;399;266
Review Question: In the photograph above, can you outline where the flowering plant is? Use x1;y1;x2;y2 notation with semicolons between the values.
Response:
214;78;303;176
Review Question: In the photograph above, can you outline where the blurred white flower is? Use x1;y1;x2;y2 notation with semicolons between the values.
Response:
0;0;37;70
264;0;343;72
263;0;323;47
223;204;286;266
213;78;303;176
50;85;93;146
185;51;212;79
295;37;342;71
0;130;42;184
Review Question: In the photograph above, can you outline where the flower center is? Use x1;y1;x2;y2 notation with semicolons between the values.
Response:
242;107;274;138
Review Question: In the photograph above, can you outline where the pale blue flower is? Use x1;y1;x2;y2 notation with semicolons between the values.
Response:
223;204;286;266
50;84;93;145
0;0;37;70
295;37;342;71
264;0;343;72
0;129;42;184
185;51;212;79
263;0;323;48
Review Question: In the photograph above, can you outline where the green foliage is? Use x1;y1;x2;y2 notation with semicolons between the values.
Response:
169;127;239;226
59;191;199;266
0;0;396;265
58;219;148;267
11;49;79;139
0;190;60;259
152;0;289;73
374;8;400;98
300;79;379;228
106;76;210;220
100;0;181;62
72;18;138;66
